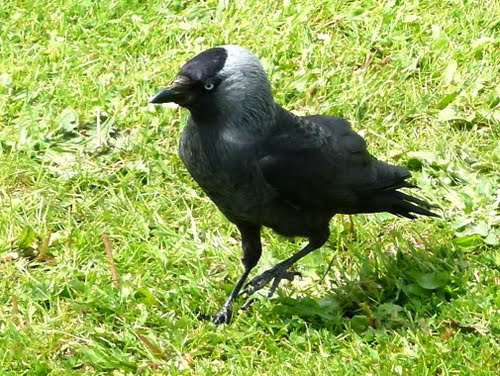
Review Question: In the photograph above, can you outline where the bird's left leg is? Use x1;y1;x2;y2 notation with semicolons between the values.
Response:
241;228;329;298
213;223;261;325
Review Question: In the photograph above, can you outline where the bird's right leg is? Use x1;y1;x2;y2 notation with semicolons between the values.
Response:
213;223;261;325
241;229;329;299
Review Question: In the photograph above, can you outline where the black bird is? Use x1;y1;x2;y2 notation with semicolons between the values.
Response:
151;45;438;325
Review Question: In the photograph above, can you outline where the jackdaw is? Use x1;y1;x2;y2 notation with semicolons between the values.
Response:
151;45;438;325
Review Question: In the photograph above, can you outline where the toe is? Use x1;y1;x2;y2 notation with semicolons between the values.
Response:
284;270;302;281
268;270;301;297
213;306;232;325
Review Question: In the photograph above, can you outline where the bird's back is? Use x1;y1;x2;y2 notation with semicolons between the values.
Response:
304;114;411;188
259;109;436;219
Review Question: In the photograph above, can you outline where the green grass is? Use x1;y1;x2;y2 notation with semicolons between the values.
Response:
0;0;499;374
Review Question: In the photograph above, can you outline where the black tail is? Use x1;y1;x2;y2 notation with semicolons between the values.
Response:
355;163;439;219
387;190;439;219
357;181;439;219
355;190;438;219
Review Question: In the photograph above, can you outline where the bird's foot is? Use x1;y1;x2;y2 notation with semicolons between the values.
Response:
241;264;301;298
213;304;233;325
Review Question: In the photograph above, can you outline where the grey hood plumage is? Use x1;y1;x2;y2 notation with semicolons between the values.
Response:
152;45;276;134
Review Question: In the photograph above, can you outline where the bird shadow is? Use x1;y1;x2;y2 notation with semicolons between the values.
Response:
259;241;469;335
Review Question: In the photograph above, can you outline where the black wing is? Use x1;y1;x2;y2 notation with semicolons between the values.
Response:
259;107;437;218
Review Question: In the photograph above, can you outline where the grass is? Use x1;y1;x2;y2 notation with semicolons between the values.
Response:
0;0;499;374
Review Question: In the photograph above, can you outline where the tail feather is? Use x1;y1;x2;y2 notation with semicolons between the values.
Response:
389;196;439;219
354;160;439;219
394;191;438;210
357;183;439;219
385;181;417;191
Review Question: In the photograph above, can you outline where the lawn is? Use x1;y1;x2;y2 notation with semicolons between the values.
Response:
0;0;499;374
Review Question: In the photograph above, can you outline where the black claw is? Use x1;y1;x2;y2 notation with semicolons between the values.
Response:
268;270;301;297
240;266;301;298
213;305;232;325
241;298;256;310
196;312;212;321
285;271;302;281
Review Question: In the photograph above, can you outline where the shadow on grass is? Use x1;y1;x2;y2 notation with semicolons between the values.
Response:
267;242;469;334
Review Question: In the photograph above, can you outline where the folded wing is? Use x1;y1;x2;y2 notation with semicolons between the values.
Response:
259;108;438;218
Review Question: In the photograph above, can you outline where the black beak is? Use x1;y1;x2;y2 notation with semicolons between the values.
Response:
150;75;192;104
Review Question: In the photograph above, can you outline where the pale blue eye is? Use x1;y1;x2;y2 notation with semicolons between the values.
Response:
204;82;215;90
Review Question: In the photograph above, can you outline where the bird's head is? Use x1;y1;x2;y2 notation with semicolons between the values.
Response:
151;45;275;124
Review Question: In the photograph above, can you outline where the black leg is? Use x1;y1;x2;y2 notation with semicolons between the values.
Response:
241;227;329;299
213;222;261;325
